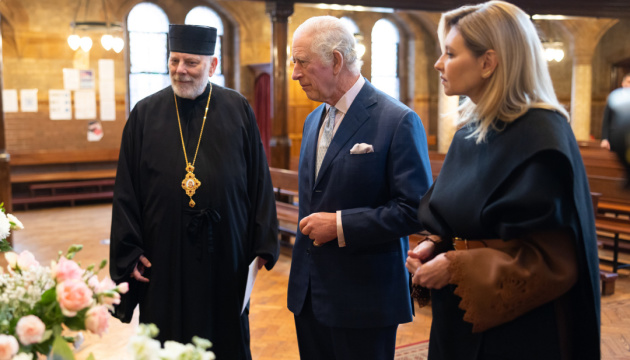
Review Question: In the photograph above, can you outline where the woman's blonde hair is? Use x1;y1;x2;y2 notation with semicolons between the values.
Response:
438;1;569;143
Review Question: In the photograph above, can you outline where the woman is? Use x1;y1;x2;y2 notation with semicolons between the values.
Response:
406;1;600;359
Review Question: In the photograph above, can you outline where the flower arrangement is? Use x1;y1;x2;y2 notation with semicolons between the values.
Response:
0;204;128;360
0;203;215;360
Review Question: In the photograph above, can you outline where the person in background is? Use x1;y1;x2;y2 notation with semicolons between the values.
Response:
406;2;600;359
109;24;279;360
288;16;433;360
601;72;630;150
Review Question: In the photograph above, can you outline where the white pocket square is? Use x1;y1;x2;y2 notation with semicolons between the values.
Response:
349;143;374;154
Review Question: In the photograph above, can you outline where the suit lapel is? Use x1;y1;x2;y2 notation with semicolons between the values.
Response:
314;82;377;188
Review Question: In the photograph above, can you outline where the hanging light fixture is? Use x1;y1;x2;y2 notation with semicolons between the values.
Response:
354;34;366;58
67;0;124;52
534;18;565;63
543;42;565;62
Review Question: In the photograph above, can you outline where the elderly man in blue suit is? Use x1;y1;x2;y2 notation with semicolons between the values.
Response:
287;16;433;360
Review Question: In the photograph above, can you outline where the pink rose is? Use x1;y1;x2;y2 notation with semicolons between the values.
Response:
0;334;18;360
85;305;110;337
4;251;39;271
16;315;45;345
96;277;117;293
56;279;93;317
117;282;129;294
52;257;84;283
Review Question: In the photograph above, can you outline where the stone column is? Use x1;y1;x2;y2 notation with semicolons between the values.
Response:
0;22;12;245
437;84;459;154
564;18;617;141
570;54;593;141
265;1;294;169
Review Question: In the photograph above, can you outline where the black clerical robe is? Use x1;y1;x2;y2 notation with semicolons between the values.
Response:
110;83;279;360
419;109;600;359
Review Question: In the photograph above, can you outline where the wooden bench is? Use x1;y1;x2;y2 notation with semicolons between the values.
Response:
10;150;118;210
12;178;116;210
595;215;630;273
269;167;300;247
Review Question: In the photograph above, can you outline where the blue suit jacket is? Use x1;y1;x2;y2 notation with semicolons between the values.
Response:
287;80;432;328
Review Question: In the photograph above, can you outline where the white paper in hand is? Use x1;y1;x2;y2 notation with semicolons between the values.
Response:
242;256;260;314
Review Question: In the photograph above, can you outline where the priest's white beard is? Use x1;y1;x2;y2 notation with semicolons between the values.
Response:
171;70;210;99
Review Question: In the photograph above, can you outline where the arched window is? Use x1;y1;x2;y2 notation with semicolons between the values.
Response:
371;19;400;99
185;6;225;87
127;2;170;110
340;17;365;59
340;16;359;35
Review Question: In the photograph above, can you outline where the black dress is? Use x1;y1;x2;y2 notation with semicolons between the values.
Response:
419;109;600;359
110;83;279;360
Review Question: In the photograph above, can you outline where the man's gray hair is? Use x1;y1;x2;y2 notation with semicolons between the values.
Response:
295;16;363;74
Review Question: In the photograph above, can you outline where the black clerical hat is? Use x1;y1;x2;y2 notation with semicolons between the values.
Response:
169;24;217;55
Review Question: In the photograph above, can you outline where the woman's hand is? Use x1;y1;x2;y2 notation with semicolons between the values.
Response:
412;253;451;289
405;240;435;274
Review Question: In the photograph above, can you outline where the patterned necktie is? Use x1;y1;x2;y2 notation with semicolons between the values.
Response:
316;106;337;179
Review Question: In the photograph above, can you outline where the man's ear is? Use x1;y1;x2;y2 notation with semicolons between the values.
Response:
481;49;498;79
332;50;344;75
208;56;219;77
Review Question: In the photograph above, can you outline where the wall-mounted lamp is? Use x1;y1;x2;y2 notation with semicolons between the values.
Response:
355;34;366;58
68;0;124;53
543;41;564;62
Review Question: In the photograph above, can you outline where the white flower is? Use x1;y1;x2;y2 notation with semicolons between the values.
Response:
0;212;10;240
6;214;23;231
12;352;33;360
128;335;161;360
161;341;192;358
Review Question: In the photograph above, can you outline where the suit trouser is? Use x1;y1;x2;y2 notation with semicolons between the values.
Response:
294;290;398;360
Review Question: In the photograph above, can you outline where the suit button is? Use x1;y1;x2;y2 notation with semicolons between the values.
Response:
306;249;311;255
315;190;322;193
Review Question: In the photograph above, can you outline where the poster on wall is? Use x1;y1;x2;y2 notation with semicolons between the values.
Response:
2;89;18;113
80;70;95;89
63;68;80;90
20;89;38;112
87;120;104;142
74;90;96;119
99;59;116;121
48;89;72;120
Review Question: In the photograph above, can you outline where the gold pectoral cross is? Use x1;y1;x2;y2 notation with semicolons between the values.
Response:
182;164;201;207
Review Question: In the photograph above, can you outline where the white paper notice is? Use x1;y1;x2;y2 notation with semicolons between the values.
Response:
20;89;38;112
63;68;80;90
80;69;95;89
49;90;72;120
74;90;97;120
241;256;260;315
99;59;116;121
2;90;18;112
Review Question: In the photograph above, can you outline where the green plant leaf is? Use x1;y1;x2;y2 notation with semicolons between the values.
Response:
86;354;96;360
64;308;88;331
0;238;13;252
39;287;57;305
49;335;76;360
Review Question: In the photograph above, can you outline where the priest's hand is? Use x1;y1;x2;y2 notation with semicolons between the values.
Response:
412;253;450;289
132;255;151;283
299;212;337;245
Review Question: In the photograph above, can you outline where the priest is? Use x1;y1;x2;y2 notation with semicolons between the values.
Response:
109;24;279;360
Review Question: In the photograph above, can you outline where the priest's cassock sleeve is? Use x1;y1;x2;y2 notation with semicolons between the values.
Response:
243;99;279;269
109;107;145;322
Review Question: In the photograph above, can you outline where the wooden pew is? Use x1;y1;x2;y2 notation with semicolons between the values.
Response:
269;167;299;247
10;150;118;210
